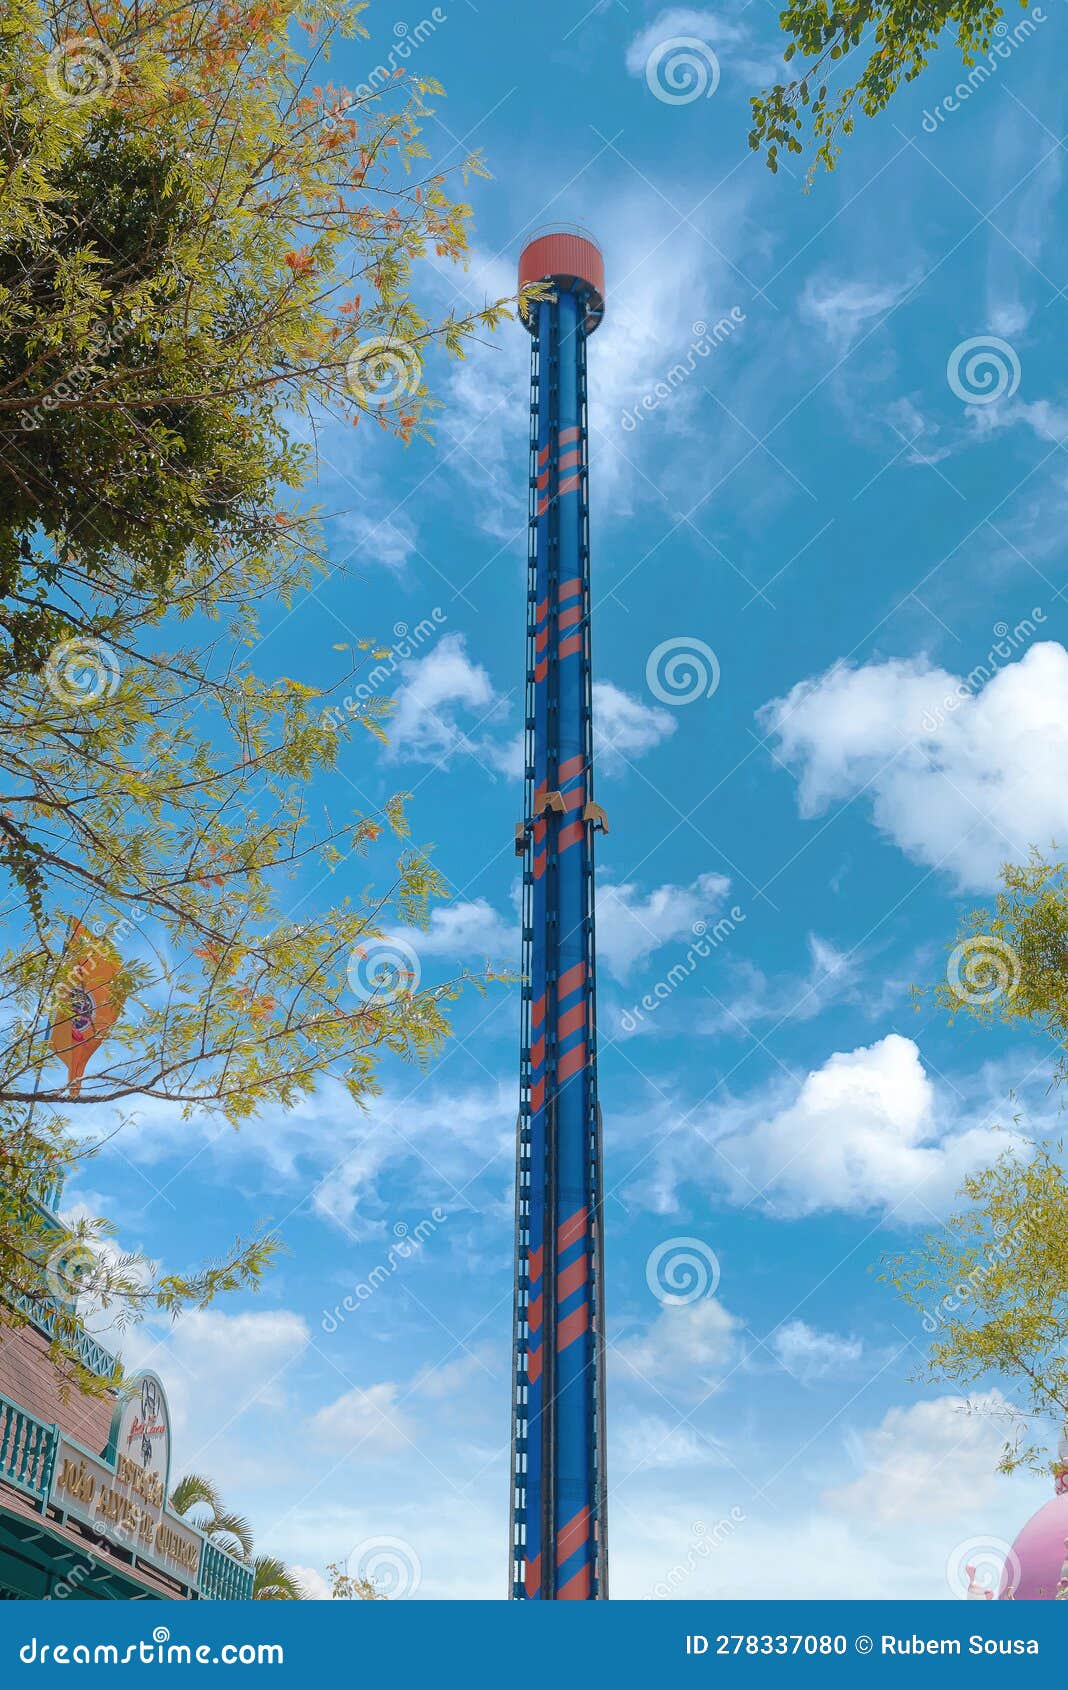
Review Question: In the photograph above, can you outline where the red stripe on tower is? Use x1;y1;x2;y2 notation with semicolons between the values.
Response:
556;1507;591;1565
557;1304;590;1353
556;1256;588;1302
557;1041;586;1082
557;1565;591;1601
558;1207;588;1252
558;1001;585;1041
557;962;586;1001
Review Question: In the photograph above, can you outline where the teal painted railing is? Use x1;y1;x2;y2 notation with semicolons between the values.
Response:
10;1290;119;1380
198;1537;255;1601
0;1393;57;1501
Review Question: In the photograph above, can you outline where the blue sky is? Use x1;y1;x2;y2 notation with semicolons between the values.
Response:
74;0;1068;1599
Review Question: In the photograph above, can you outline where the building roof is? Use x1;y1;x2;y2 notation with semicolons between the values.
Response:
0;1316;112;1453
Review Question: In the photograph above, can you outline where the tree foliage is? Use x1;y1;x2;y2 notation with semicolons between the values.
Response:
328;1559;382;1599
881;1141;1068;1477
751;0;1024;178
884;852;1068;1476
0;0;515;1377
933;852;1068;1078
170;1471;255;1560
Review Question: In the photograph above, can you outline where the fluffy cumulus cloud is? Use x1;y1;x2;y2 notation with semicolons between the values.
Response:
384;638;673;781
759;639;1066;890
386;632;509;766
594;680;676;766
597;870;732;978
715;1034;1014;1220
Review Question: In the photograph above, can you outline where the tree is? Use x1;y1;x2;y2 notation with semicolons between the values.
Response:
880;1141;1068;1478
750;0;1026;178
170;1472;254;1560
327;1559;382;1599
882;851;1068;1476
0;0;519;1379
2;0;511;674
933;851;1068;1077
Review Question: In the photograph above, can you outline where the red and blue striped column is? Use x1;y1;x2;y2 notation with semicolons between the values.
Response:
510;229;608;1602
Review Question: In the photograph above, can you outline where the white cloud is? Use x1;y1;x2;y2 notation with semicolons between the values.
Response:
337;504;419;573
799;271;920;351
411;1348;497;1402
117;1308;310;1478
716;1034;1015;1220
700;932;863;1035
595;680;676;766
384;643;674;779
310;1381;416;1453
625;8;785;88
615;1298;741;1389
289;1564;333;1600
597;870;732;979
616;1414;726;1470
759;639;1066;890
395;898;513;963
386;632;508;766
826;1390;1023;1527
771;1320;863;1384
310;1080;513;1235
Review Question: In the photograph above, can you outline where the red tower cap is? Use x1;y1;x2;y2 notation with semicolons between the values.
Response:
518;225;605;335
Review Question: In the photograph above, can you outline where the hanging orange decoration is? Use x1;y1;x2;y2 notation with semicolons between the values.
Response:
49;919;125;1099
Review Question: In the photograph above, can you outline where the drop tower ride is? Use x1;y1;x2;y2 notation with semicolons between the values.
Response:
509;228;609;1602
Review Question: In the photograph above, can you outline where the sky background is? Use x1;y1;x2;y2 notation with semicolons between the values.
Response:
69;0;1068;1600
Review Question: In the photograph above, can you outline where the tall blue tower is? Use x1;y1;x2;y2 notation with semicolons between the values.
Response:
509;228;608;1601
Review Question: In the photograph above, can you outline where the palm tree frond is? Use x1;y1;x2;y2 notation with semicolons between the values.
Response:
252;1554;303;1600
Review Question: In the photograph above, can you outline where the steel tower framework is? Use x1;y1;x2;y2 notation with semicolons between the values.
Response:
509;229;608;1602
